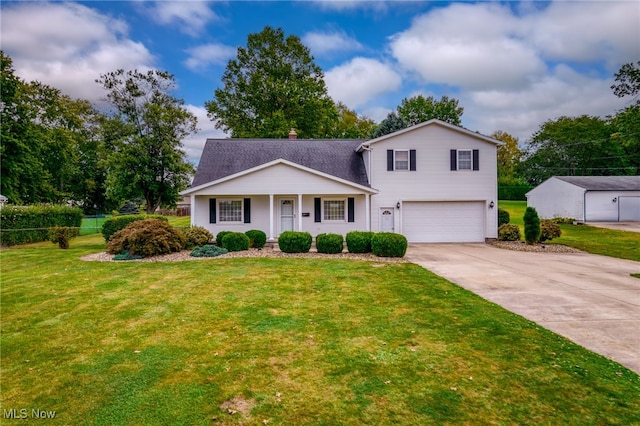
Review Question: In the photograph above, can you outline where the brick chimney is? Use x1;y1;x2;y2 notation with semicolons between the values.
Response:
288;128;297;140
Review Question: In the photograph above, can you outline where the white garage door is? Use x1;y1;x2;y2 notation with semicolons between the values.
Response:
619;197;640;221
402;201;485;243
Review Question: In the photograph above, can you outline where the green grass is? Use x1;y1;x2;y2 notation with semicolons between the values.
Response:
1;235;638;425
499;201;640;262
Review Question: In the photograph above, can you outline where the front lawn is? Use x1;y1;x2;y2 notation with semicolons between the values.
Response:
1;235;638;424
499;201;640;262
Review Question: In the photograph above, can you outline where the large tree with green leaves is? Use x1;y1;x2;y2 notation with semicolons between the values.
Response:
1;51;107;209
397;95;464;127
330;102;376;139
610;61;640;174
206;26;337;139
97;69;196;213
520;115;632;185
492;130;524;182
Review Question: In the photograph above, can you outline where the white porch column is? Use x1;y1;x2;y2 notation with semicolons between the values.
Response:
190;195;195;227
365;194;371;231
269;194;274;241
298;193;303;231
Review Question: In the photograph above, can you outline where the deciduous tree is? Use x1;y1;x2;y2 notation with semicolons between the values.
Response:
397;95;463;126
206;26;337;138
97;69;196;213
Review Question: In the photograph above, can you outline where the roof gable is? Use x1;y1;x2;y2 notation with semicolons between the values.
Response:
555;176;640;191
357;119;501;151
191;138;369;188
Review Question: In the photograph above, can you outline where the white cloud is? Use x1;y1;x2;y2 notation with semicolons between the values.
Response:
325;57;401;109
462;65;628;143
525;1;640;65
302;30;363;56
389;3;546;90
182;105;227;165
0;2;154;103
184;44;236;71
144;1;218;37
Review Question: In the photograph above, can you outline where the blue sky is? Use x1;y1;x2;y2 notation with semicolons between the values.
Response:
1;1;638;164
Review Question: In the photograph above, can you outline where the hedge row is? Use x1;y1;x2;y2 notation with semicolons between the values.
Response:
0;205;83;246
276;230;407;257
498;185;533;201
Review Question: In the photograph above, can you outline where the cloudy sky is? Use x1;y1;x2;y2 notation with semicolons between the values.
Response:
1;0;638;164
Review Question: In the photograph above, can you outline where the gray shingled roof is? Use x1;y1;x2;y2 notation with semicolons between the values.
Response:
191;139;369;188
556;176;640;191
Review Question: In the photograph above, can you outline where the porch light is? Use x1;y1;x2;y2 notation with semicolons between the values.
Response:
612;197;617;203
396;202;401;209
489;201;495;209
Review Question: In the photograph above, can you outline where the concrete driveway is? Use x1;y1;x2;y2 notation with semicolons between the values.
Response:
406;244;640;374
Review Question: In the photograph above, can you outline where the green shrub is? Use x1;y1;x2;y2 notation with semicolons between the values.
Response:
316;233;344;254
215;231;232;248
0;205;83;246
190;245;228;258
539;219;562;242
523;207;541;245
112;250;143;261
498;185;534;201
221;232;250;252
346;231;374;253
371;232;408;258
48;226;79;249
498;209;510;226
551;217;574;224
498;224;521;241
101;214;166;242
183;226;213;249
245;229;267;249
278;231;312;253
107;219;185;257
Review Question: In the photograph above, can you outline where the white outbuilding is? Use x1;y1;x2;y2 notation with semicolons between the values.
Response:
526;176;640;222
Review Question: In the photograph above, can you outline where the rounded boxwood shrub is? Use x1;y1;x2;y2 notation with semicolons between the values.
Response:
184;226;213;249
523;207;541;245
316;233;344;254
278;231;312;253
539;219;562;242
346;231;374;253
221;232;250;252
498;224;521;241
215;231;232;248
245;229;267;249
107;218;185;257
190;245;228;257
371;232;408;258
498;208;510;226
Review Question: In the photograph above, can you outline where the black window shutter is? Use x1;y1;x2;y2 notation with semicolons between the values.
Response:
410;149;416;171
450;150;457;171
347;197;355;222
243;198;251;223
473;149;479;171
314;197;321;222
387;150;394;171
209;198;216;223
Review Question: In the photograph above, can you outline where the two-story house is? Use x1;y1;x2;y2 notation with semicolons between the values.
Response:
181;119;500;243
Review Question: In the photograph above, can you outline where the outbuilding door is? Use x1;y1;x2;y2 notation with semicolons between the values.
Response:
619;197;640;221
402;201;485;243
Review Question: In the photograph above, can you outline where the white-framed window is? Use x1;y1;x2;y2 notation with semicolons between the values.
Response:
219;199;242;223
323;199;346;221
458;150;472;170
394;150;409;171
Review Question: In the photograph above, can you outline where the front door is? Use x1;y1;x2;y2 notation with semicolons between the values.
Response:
280;199;295;233
380;207;394;232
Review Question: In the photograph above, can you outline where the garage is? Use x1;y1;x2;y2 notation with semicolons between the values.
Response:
402;201;485;243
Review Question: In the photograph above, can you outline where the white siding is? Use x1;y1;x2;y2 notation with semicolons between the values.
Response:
368;123;498;240
526;178;585;221
402;201;485;242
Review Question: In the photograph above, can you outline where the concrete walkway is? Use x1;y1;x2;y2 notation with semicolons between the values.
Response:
406;244;640;374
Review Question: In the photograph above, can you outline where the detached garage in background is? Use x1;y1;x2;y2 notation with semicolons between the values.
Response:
526;176;640;222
